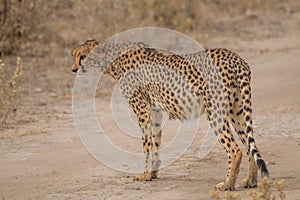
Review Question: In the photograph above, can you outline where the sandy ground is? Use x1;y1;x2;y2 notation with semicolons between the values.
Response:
1;5;300;200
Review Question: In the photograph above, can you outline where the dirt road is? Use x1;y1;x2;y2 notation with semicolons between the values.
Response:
1;3;300;200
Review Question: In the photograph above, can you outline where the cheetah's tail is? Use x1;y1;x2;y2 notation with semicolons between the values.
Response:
237;61;269;178
247;133;269;178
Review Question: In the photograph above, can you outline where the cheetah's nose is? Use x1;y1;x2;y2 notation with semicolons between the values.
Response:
71;68;78;73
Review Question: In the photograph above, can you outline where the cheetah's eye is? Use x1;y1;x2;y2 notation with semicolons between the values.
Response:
79;55;86;66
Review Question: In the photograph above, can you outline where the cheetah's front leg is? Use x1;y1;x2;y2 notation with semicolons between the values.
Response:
149;106;162;179
130;96;160;181
134;122;155;181
134;108;162;181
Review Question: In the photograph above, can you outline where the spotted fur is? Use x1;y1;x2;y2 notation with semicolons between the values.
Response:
70;39;269;190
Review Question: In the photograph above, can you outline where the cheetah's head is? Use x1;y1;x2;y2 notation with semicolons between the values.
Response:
70;39;99;75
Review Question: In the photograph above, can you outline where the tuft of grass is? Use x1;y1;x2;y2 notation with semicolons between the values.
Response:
0;57;23;127
209;189;221;200
210;178;286;200
274;180;286;200
225;191;241;200
248;178;273;200
210;190;241;200
247;178;286;200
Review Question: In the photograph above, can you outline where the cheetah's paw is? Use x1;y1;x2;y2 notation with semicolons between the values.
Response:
240;178;257;188
134;172;152;181
215;182;235;191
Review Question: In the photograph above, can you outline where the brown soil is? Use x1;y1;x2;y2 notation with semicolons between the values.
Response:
1;1;300;199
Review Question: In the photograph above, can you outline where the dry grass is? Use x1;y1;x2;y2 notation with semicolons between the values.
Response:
209;178;286;200
0;57;23;127
0;0;24;56
1;0;287;56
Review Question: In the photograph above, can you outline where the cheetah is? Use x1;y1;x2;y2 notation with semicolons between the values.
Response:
70;39;269;191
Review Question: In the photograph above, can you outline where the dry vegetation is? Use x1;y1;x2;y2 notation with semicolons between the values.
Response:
0;0;293;55
0;57;23;127
0;0;24;56
210;178;286;200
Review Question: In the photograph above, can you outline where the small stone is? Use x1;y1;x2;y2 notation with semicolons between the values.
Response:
35;88;43;93
49;92;58;98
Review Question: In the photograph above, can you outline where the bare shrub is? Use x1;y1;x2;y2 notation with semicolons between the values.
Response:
0;57;23;127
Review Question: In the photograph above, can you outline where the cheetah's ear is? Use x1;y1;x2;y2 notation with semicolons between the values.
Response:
85;38;95;42
85;39;99;45
71;47;78;57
